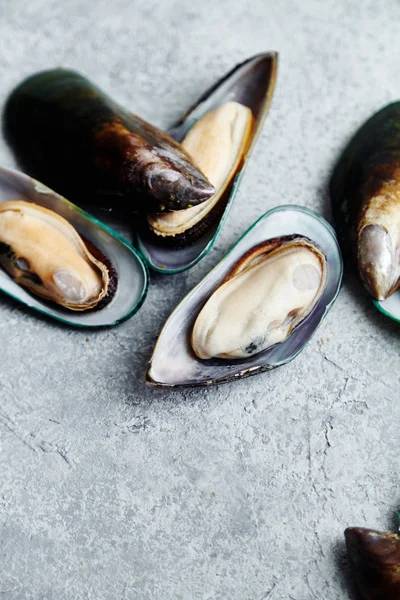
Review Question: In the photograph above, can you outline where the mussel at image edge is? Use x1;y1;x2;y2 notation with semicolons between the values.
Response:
0;166;148;327
330;102;400;307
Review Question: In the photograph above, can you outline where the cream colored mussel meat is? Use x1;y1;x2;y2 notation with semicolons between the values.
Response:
191;237;328;359
0;200;110;310
147;101;254;238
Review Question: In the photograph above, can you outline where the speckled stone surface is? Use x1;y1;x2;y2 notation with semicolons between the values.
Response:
0;1;399;598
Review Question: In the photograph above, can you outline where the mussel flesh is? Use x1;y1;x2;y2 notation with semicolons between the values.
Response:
191;236;327;359
147;101;254;244
345;525;400;600
0;200;115;311
331;102;400;301
3;69;215;214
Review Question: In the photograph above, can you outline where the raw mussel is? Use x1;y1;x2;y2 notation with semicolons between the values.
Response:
0;166;148;327
191;236;328;359
330;102;400;322
146;101;254;246
3;69;215;214
147;206;342;387
345;524;400;600
0;200;113;311
137;52;278;273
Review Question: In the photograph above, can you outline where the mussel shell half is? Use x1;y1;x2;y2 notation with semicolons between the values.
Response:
330;102;400;323
345;526;400;600
3;69;215;214
136;52;278;274
0;166;148;327
147;206;342;387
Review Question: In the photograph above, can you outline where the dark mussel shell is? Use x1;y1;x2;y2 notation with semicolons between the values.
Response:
330;103;400;321
345;526;400;600
3;69;214;215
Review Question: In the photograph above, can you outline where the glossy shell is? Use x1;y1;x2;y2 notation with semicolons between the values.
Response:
137;52;278;274
0;166;148;327
330;102;400;322
345;526;400;600
147;206;343;387
191;236;328;359
3;69;215;214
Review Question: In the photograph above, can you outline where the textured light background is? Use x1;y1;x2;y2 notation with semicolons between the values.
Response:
0;1;399;598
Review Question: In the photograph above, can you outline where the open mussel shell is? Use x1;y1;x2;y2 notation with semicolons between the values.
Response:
147;206;342;387
136;52;278;274
0;166;148;327
330;102;400;323
345;526;400;600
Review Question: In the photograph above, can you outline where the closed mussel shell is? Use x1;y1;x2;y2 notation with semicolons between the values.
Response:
330;102;400;322
3;69;215;215
345;525;400;600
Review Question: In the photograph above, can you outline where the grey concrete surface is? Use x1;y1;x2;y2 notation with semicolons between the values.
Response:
0;0;399;598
